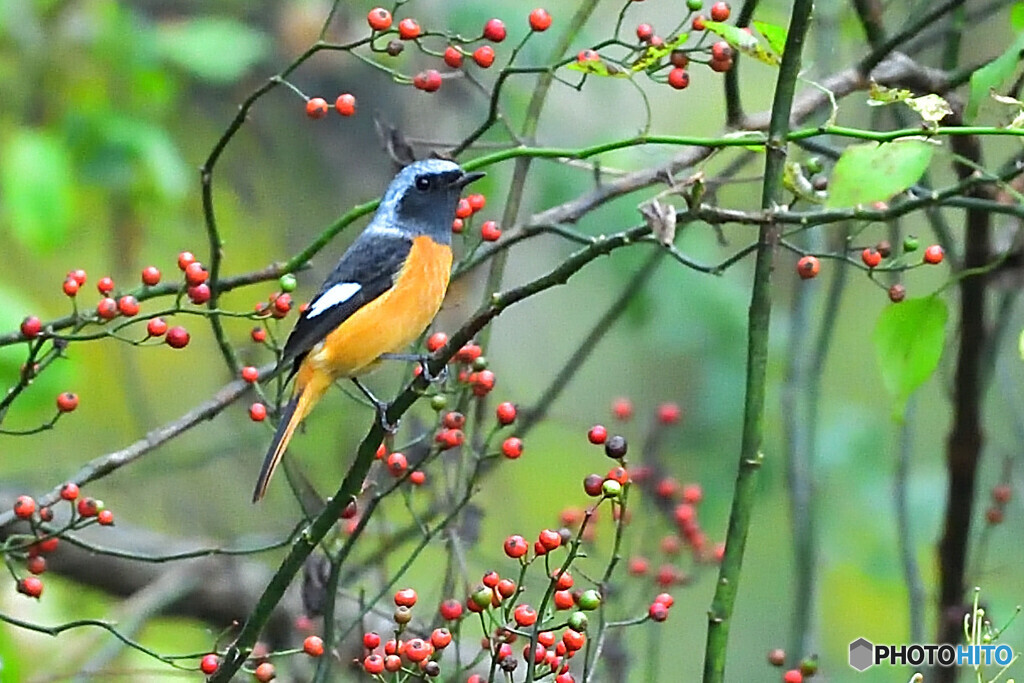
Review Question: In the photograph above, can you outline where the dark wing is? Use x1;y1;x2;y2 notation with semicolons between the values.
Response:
280;230;412;377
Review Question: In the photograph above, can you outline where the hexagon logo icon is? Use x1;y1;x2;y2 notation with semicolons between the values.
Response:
849;638;874;671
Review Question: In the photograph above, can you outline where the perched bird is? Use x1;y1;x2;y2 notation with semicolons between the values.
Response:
252;158;484;502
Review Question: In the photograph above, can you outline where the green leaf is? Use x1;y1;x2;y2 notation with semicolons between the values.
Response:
1012;1;1024;31
867;82;913;105
156;17;270;84
631;34;687;72
567;56;631;78
752;20;787;57
874;296;948;420
1018;328;1024;360
826;140;934;208
1;130;75;253
702;20;780;66
966;31;1024;123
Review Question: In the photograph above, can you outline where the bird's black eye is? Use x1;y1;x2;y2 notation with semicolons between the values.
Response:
415;175;431;191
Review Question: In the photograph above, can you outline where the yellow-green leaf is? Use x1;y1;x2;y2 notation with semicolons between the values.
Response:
867;82;913;105
966;31;1024;123
631;34;688;72
702;20;780;66
905;94;953;125
752;20;787;57
874;296;948;421
567;57;630;78
827;140;934;208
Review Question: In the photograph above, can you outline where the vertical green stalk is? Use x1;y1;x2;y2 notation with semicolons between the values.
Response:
701;0;814;679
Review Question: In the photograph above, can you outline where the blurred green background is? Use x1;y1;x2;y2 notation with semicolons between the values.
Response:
1;0;1023;681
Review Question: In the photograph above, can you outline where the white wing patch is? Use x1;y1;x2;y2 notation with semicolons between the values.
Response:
307;282;361;318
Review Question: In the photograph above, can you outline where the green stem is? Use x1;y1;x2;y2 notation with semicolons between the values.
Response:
702;0;814;677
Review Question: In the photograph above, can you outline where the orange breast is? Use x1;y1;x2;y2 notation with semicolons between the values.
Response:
300;236;452;382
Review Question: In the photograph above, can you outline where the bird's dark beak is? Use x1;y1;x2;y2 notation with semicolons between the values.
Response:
454;171;485;188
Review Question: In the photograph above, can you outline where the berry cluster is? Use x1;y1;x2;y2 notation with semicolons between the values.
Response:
6;483;116;601
796;236;945;303
767;646;819;681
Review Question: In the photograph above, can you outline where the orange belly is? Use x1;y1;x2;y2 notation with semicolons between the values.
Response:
298;236;452;384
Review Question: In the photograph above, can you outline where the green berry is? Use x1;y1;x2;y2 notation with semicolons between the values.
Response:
686;0;703;10
903;235;919;252
568;611;589;632
279;273;297;292
430;394;448;411
602;479;622;498
577;589;602;611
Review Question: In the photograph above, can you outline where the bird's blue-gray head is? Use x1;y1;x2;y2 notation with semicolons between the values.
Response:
372;159;484;244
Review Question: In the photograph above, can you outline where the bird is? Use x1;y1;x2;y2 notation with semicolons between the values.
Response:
252;158;484;502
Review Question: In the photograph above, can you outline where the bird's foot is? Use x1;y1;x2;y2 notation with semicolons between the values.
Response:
378;352;448;383
352;378;400;434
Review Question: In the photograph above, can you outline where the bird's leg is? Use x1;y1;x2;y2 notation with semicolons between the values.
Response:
377;352;448;383
351;378;399;433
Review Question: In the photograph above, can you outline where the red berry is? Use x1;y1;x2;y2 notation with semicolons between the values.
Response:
444;46;463;68
60;482;80;500
17;576;43;598
394;587;418;607
583;473;604;496
924;244;944;264
496;401;517;425
667;68;690;90
62;278;79;296
398;17;421;39
611;397;633;420
241;366;259;383
141;266;161;286
200;654;219;675
682;483;703;504
166;325;190;348
529;8;552;31
502;437;523;459
96;297;118;320
480;220;501;241
467;193;486;212
473;45;496;68
384;654;402;672
117;295;139;317
20;316;42;339
796;255;820;279
587;425;608;444
56;391;78;413
97;509;114;525
986;507;1004;524
363;654;384;675
456;198;473;218
577;49;599;63
562;629;585;651
13;495;35;519
496;577;516;598
68;269;87;285
636;23;654;41
670;50;690;68
628;556;650;575
504;534;527;558
768;649;787;666
654;592;675;607
993;484;1012;504
177;251;195;271
442;411;466;429
413;69;443;92
710;1;731;21
439;599;463;621
387;451;408;476
482;570;500;588
77;497;99;517
251;327;267;343
306;97;329;119
471;369;496;396
483;18;506;42
254;662;275;682
427;331;448;352
409;470;426;485
710;41;732;62
431;627;453;649
272;293;292;316
657;402;682;424
515;604;538;626
147;317;167;337
692;14;706;30
367;7;392;31
452;218;464;233
363;632;381;649
303;635;324;657
97;276;115;295
648;601;669;622
538;528;561;551
335;93;356;117
554;570;574;590
710;56;734;72
862;247;882;268
783;670;803;683
184;262;208;286
249;403;267;421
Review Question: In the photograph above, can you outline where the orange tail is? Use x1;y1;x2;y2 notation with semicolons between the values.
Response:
252;374;330;502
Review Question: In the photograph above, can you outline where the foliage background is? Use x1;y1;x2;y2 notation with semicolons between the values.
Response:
1;0;1023;681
